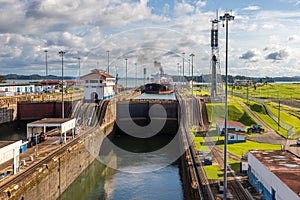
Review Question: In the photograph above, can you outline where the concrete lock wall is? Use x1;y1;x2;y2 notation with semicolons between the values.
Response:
18;101;73;120
117;100;178;119
1;124;114;200
116;100;178;135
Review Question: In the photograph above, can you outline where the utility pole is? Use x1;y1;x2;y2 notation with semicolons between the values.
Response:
220;12;234;200
189;53;195;96
188;58;190;76
135;63;137;87
107;50;110;74
182;52;185;85
58;50;66;118
44;50;48;93
278;93;281;131
125;58;128;89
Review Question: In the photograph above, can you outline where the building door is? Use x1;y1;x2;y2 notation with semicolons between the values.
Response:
91;92;98;103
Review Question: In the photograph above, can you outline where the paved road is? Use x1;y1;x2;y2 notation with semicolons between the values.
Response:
235;100;286;145
285;139;300;157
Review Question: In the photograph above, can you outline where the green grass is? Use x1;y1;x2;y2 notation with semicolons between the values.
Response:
266;102;300;137
193;136;210;152
242;99;289;138
185;86;210;96
229;161;241;172
206;100;257;127
231;93;300;138
217;137;282;158
203;165;223;180
194;135;281;159
231;83;300;100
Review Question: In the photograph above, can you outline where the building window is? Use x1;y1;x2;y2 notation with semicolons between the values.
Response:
100;80;103;83
90;80;98;83
85;80;89;83
230;135;235;139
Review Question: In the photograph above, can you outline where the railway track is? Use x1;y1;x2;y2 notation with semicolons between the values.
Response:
203;136;254;200
178;94;214;200
0;100;110;194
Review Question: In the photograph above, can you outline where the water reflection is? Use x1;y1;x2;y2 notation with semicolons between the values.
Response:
60;135;184;200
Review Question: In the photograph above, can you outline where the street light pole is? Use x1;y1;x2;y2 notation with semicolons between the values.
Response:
278;92;281;131
77;57;81;77
125;58;128;89
44;50;48;93
189;53;195;96
220;12;234;200
188;58;190;76
135;63;138;87
182;52;185;84
107;50;110;74
58;50;66;118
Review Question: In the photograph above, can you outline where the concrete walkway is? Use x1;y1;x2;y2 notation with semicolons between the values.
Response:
235;100;286;145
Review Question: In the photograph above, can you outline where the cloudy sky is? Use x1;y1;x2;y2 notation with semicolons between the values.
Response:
1;0;300;78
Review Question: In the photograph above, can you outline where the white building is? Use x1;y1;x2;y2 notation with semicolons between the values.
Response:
228;130;246;143
80;69;115;102
233;79;253;86
216;120;246;136
0;83;37;95
0;141;22;165
248;150;300;200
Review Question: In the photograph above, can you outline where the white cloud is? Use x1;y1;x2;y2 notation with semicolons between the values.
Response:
261;24;275;30
174;2;195;16
0;0;299;77
243;6;260;11
256;10;300;20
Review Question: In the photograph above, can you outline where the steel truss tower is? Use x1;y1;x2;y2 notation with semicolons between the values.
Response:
210;17;219;97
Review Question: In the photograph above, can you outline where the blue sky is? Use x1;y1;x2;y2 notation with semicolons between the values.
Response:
0;0;300;78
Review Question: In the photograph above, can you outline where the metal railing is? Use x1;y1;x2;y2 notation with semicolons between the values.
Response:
232;92;294;136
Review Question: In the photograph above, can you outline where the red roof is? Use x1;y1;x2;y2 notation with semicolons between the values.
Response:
41;80;61;84
216;120;245;127
80;68;115;80
250;150;300;197
66;80;83;83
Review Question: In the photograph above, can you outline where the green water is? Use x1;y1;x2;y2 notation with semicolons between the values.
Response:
59;134;185;200
0;121;27;141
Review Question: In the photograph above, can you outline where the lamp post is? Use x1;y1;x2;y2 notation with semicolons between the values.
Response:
277;92;281;131
182;52;185;85
188;58;190;76
44;50;48;93
189;53;195;96
76;57;81;77
177;63;180;77
107;50;110;74
220;12;234;200
135;63;137;87
58;50;66;118
125;58;128;89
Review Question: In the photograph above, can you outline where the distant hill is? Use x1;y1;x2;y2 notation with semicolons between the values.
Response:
174;74;300;83
1;73;300;83
4;74;75;80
